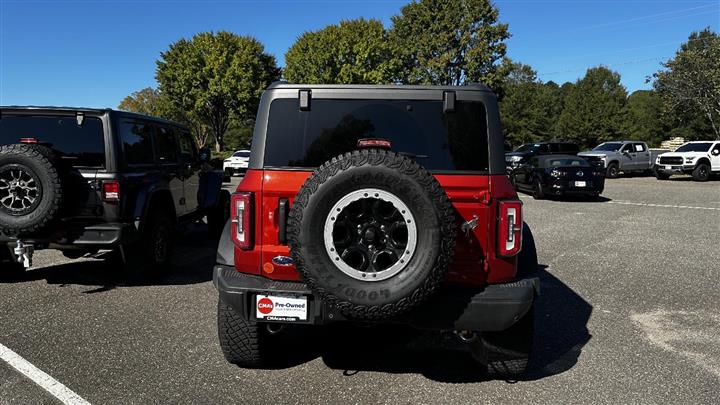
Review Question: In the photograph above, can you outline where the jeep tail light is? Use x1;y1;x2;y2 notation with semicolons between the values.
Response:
498;200;523;257
102;181;120;202
231;192;253;250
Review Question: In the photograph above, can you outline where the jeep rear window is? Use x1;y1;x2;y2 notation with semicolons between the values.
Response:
0;114;105;168
263;99;489;172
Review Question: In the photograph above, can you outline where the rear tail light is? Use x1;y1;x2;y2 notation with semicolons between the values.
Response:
231;192;254;250
19;138;39;144
102;181;120;202
498;200;523;257
357;138;392;149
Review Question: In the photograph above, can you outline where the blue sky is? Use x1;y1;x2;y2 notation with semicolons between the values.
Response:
1;0;718;108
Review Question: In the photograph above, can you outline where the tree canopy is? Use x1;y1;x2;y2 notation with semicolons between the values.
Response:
556;66;628;148
390;0;510;90
284;18;399;84
156;31;281;150
653;28;720;139
118;87;169;118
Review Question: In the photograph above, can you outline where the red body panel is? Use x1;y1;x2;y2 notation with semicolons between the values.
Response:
233;169;519;286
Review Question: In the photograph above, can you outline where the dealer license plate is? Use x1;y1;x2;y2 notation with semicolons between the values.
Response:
574;181;587;187
665;165;672;170
256;294;308;321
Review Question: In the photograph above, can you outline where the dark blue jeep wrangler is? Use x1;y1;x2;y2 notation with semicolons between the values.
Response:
0;106;229;277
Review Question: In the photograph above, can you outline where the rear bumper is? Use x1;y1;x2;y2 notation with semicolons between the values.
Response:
547;180;604;195
213;265;539;332
0;222;139;248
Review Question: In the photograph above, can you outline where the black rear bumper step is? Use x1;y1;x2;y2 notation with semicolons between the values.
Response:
213;265;539;332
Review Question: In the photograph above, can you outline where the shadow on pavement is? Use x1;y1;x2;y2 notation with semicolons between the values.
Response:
0;224;217;292
258;265;593;383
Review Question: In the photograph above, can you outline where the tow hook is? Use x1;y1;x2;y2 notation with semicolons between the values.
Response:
13;240;34;268
455;330;478;342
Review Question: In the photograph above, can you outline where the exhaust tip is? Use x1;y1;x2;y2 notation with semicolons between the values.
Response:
266;324;284;335
455;330;477;342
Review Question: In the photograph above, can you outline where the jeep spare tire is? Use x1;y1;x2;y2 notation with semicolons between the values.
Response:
288;149;456;320
0;144;63;236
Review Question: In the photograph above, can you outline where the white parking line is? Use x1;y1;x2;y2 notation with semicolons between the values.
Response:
0;343;91;405
607;200;720;211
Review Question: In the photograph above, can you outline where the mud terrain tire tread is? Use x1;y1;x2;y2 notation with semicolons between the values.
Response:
287;149;456;320
0;144;62;236
217;298;264;367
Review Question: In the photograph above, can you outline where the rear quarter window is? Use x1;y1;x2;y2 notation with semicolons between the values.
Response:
0;114;106;168
263;98;489;172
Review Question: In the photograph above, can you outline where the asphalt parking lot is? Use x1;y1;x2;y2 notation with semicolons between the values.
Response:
1;175;719;404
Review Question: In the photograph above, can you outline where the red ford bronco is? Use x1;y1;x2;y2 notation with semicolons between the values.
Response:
213;83;540;377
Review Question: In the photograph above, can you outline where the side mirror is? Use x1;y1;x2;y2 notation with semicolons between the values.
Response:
198;147;211;163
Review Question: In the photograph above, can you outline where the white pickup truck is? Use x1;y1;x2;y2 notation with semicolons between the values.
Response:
655;141;720;181
578;141;668;179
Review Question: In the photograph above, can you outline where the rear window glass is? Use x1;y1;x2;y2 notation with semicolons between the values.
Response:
0;114;105;167
545;158;589;167
263;99;489;172
233;151;250;158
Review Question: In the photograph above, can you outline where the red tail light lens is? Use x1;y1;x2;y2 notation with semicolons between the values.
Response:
231;192;254;250
19;138;39;144
498;200;523;257
357;138;392;149
102;181;120;202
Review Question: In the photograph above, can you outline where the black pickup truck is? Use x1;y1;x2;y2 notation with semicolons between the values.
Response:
0;107;229;278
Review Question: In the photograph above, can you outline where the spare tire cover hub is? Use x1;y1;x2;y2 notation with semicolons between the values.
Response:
0;165;42;216
323;188;417;282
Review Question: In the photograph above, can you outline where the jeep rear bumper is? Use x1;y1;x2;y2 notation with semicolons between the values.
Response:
213;265;539;332
0;222;139;248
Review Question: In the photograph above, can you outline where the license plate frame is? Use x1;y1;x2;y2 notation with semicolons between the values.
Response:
255;294;308;322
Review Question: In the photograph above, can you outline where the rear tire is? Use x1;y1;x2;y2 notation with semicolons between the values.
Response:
217;298;268;367
516;223;538;278
692;163;710;182
606;162;619;179
470;306;534;378
532;178;545;200
122;212;175;277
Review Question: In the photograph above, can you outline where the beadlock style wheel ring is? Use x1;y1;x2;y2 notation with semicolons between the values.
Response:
323;188;418;282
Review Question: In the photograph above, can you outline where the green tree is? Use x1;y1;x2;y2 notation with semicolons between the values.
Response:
284;18;399;84
653;28;720;139
390;0;510;91
156;31;281;151
118;87;169;117
621;90;667;147
224;118;255;151
499;61;563;147
556;67;627;148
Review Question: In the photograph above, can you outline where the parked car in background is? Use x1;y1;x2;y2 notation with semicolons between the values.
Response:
214;83;540;378
510;155;604;200
505;141;580;169
578;141;667;179
223;149;250;176
655;141;720;181
0;106;230;278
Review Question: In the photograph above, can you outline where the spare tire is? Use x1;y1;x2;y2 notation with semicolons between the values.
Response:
288;149;456;320
0;144;63;236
